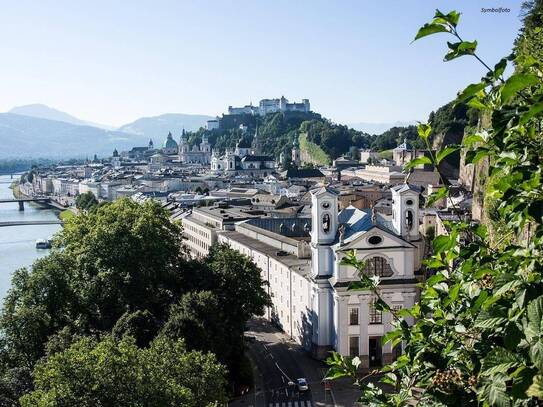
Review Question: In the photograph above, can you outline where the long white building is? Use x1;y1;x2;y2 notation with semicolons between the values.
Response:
212;183;423;366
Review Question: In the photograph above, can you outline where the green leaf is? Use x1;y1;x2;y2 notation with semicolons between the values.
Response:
465;148;489;164
444;40;477;62
474;317;508;329
526;296;543;340
444;283;460;306
519;101;543;124
467;97;488;110
493;58;507;79
382;329;402;346
481;347;520;376
432;235;454;254
434;9;461;27
463;134;485;147
404;155;432;171
527;375;543;398
436;145;460;164
417;123;432;140
457;82;486;102
485;374;511;407
426;187;448;207
413;23;449;41
529;341;543;371
501;73;539;102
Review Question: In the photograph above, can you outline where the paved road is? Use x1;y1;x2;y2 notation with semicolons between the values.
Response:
249;322;314;407
230;318;353;407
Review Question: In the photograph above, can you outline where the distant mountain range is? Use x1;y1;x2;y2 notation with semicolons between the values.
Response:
1;105;214;158
118;113;215;138
1;104;416;158
347;121;417;135
0;113;149;158
9;104;115;130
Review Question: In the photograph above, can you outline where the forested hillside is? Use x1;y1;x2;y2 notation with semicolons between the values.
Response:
180;102;473;170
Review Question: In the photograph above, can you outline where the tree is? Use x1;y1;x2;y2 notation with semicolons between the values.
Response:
112;310;160;348
74;191;98;211
161;291;227;358
199;244;271;333
0;253;77;369
20;336;227;407
327;9;543;407
57;198;187;331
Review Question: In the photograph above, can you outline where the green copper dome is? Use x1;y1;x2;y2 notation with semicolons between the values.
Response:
162;132;178;149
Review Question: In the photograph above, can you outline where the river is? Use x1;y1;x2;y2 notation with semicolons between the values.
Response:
0;174;61;300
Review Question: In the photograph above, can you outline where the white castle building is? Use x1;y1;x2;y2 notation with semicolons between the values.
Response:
228;96;310;116
211;183;423;365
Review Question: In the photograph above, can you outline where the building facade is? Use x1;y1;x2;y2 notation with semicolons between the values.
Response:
228;96;310;116
214;183;423;365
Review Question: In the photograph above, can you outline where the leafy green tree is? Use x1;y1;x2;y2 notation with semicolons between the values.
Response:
20;336;227;407
74;191;98;211
161;291;226;358
0;253;77;369
199;244;271;333
327;8;543;407
57;198;187;331
112;310;160;348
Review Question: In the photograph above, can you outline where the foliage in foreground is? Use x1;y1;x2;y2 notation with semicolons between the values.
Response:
20;336;227;407
327;7;543;407
0;198;270;405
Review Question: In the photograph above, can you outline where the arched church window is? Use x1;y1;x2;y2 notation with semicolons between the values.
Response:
364;256;393;277
405;210;414;231
322;213;331;233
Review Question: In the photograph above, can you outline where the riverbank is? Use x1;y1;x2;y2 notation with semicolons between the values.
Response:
0;174;62;299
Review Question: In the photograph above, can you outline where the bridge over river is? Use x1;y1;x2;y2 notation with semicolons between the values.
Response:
0;198;66;211
0;220;64;227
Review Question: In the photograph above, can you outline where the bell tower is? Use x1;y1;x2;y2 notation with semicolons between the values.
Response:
309;186;337;359
391;183;420;240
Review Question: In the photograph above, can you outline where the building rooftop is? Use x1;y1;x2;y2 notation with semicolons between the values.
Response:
218;230;312;276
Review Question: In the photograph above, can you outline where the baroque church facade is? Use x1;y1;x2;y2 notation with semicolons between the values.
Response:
211;128;276;176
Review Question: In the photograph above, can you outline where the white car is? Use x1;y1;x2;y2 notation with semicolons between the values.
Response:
297;378;308;392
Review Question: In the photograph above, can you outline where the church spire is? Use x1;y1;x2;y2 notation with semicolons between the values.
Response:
252;125;262;155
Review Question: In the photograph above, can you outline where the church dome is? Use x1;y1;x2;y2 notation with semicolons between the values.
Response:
162;132;178;149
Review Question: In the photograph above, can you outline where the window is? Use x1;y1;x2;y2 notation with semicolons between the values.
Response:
368;235;382;245
322;213;331;233
369;300;383;324
349;336;359;357
364;257;393;277
349;308;359;325
405;210;414;231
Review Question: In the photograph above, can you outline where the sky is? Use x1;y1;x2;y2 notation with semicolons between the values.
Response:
0;0;523;127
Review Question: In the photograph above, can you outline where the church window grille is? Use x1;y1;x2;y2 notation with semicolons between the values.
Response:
364;256;393;277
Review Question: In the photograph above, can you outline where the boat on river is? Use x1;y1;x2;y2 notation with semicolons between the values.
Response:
35;239;52;249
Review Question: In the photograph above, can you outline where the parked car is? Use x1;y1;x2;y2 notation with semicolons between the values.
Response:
296;378;308;392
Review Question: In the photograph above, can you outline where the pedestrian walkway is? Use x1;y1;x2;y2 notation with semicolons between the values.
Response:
266;402;312;407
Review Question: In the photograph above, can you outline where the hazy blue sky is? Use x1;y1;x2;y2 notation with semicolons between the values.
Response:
0;0;523;127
